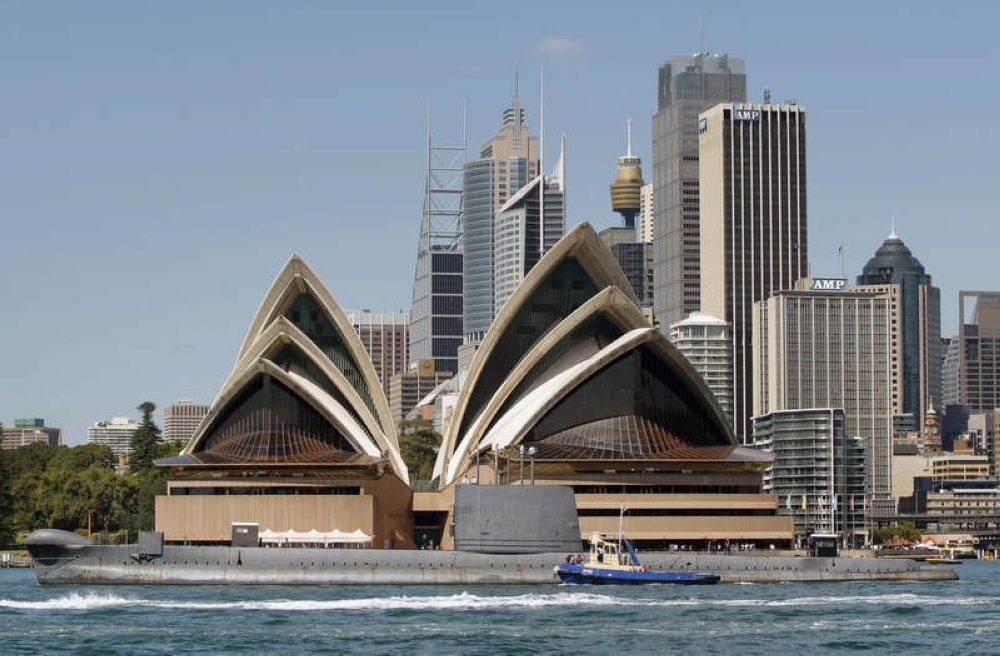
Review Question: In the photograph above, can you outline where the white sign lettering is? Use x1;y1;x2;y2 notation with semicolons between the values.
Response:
810;278;847;291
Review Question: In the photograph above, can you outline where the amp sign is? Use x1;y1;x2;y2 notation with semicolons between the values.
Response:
810;278;847;292
734;109;761;121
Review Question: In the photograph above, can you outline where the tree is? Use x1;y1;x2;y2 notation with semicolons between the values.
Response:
132;440;183;531
398;418;440;483
0;422;12;545
129;401;162;473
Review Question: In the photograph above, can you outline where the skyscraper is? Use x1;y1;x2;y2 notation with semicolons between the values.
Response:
493;137;565;311
700;102;808;442
958;291;1000;412
753;285;895;513
651;53;746;329
462;70;539;342
854;231;941;430
409;113;465;375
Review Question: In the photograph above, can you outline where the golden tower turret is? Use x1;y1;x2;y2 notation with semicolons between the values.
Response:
610;118;644;229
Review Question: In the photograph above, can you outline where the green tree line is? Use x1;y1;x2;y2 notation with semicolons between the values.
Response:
0;403;182;547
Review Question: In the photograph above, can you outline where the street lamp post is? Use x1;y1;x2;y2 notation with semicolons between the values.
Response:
528;446;537;485
519;444;525;484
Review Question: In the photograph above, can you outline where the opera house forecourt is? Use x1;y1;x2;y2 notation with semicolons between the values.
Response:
152;222;791;551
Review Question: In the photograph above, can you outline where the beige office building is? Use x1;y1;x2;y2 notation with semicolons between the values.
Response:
346;309;409;396
699;102;808;443
753;285;896;512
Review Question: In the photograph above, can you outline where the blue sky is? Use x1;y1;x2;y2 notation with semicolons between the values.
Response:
2;1;997;444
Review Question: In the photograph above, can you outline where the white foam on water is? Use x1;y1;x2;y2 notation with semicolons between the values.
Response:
4;590;995;613
0;591;134;610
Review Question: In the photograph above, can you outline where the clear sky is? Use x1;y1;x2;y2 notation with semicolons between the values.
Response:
2;1;997;444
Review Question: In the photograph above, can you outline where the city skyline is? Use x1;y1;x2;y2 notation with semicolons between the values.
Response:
3;2;998;444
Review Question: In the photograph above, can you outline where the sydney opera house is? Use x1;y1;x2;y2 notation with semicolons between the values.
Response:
156;224;793;549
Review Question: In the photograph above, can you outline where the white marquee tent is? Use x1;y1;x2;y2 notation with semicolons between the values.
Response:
258;528;373;548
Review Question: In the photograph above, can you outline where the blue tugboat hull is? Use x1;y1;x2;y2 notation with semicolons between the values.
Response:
556;564;720;585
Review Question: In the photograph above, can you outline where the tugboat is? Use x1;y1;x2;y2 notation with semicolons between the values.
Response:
556;508;720;585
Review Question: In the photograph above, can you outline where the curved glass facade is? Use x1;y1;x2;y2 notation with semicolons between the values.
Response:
456;257;599;440
285;293;376;422
198;375;364;464
525;347;733;454
268;343;374;444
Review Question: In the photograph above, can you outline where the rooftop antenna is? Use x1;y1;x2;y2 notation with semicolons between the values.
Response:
539;65;545;254
699;13;704;55
513;65;522;148
539;65;544;174
889;214;897;239
763;85;772;104
626;117;634;157
698;14;706;101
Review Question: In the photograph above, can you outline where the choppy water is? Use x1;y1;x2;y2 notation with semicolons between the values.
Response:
2;561;998;654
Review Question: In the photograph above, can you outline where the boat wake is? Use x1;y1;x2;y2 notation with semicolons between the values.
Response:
2;590;997;613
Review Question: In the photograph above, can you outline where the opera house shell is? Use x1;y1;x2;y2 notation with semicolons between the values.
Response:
155;255;415;548
433;223;792;549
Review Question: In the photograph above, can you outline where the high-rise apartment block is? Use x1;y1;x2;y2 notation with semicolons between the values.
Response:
463;73;539;342
651;53;746;329
700;102;808;442
87;416;140;459
639;183;654;245
1;418;61;450
347;309;409;394
753;408;865;540
753;286;895;511
958;291;1000;412
669;312;733;421
855;232;941;430
163;401;209;446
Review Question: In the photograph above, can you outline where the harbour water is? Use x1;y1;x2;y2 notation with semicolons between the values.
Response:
1;561;997;654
